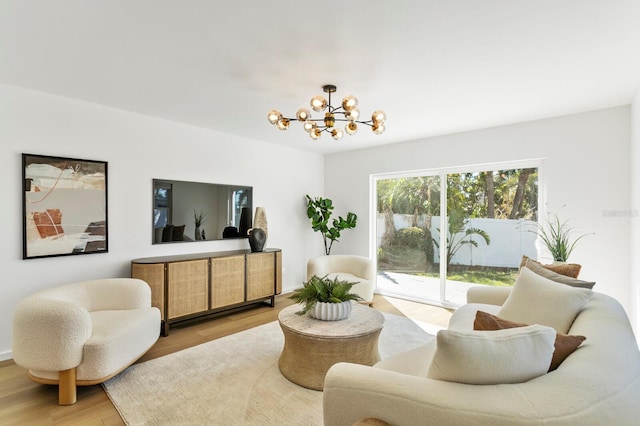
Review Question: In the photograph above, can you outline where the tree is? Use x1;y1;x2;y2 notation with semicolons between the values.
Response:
484;171;495;218
306;195;357;255
434;217;491;269
509;168;536;219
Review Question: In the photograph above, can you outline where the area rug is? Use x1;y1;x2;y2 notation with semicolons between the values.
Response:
103;313;434;426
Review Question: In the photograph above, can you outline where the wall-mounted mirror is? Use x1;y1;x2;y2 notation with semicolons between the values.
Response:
152;179;252;244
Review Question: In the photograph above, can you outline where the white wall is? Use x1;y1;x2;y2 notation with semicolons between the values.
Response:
0;83;325;360
631;90;640;335
326;107;634;322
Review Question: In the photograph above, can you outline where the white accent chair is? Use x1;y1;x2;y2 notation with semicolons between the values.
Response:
307;255;376;305
12;278;161;405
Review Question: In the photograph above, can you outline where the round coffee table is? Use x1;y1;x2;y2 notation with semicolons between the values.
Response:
278;303;385;390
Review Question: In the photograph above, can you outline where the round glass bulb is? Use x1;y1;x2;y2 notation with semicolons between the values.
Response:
296;108;310;121
310;95;327;112
331;128;343;141
345;121;358;135
342;95;358;111
345;108;360;121
276;118;290;130
310;128;322;140
303;120;315;132
372;110;386;123
372;122;385;135
267;109;281;125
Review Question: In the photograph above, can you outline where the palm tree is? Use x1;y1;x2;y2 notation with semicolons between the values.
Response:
434;217;491;270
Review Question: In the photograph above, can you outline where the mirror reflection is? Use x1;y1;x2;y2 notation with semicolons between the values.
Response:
152;179;252;244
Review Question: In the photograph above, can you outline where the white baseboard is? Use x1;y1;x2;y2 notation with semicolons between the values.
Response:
0;350;12;362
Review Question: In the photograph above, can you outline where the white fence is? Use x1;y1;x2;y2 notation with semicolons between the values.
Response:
376;213;538;268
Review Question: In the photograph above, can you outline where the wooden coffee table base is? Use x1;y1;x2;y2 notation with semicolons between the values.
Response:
277;304;384;390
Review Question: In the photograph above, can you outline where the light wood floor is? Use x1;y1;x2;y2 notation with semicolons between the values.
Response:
0;294;452;426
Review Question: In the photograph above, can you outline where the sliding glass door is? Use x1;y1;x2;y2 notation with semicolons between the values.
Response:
374;161;541;306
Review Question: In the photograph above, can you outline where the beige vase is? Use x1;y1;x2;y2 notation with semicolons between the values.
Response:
253;207;268;238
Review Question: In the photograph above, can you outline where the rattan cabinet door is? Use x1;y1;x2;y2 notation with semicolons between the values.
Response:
246;252;275;301
132;262;165;318
167;259;209;319
211;255;245;308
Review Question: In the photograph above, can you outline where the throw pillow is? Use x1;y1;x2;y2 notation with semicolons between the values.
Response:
161;225;174;242
520;255;581;278
427;325;556;384
474;311;587;371
524;257;595;289
498;267;592;334
172;224;185;241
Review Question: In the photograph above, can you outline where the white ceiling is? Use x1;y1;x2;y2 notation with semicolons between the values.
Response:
2;0;640;155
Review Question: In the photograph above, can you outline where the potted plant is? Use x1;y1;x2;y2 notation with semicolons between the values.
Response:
289;275;363;320
194;209;207;241
306;195;357;255
533;211;592;262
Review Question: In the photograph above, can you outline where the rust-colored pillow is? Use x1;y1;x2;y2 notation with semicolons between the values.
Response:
474;310;586;371
520;255;581;278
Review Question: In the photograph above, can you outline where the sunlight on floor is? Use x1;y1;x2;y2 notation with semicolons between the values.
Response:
381;295;453;334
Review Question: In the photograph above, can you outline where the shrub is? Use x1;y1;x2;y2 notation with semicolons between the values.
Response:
394;227;425;249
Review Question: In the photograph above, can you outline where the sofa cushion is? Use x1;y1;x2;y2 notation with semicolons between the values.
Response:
520;255;581;278
498;267;592;333
427;324;556;384
523;257;595;289
474;310;586;371
172;224;185;241
161;225;174;242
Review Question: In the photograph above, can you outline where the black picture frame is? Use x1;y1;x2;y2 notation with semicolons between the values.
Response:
22;153;108;259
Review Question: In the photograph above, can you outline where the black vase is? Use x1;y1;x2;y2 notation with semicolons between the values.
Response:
249;228;266;252
239;207;252;237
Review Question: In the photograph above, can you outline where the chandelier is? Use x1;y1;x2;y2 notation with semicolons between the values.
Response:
267;84;386;141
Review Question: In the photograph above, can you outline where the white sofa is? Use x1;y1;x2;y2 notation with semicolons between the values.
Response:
307;255;375;305
12;278;161;405
324;284;640;425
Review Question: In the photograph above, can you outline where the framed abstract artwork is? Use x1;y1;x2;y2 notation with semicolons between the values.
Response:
22;153;108;259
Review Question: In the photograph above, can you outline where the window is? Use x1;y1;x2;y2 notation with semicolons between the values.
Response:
153;181;172;228
374;160;541;306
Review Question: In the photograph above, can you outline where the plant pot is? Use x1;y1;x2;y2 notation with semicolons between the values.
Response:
310;301;352;321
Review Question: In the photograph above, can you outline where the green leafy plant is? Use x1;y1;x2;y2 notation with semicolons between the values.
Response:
533;212;591;262
433;219;491;269
306;195;357;255
194;209;207;227
289;275;363;315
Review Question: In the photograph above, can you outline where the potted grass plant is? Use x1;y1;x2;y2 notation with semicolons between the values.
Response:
194;209;207;240
533;211;592;262
289;275;363;321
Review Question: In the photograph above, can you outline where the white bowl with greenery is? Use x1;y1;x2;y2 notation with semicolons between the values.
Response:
289;275;363;321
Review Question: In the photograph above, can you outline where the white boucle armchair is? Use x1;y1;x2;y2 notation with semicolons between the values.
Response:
12;278;161;405
307;255;376;305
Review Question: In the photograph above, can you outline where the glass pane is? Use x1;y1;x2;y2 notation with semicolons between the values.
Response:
442;168;538;304
375;175;442;303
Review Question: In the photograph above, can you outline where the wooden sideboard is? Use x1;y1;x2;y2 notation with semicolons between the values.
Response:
131;248;282;335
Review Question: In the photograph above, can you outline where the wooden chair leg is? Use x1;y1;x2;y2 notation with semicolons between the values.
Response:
58;368;77;405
